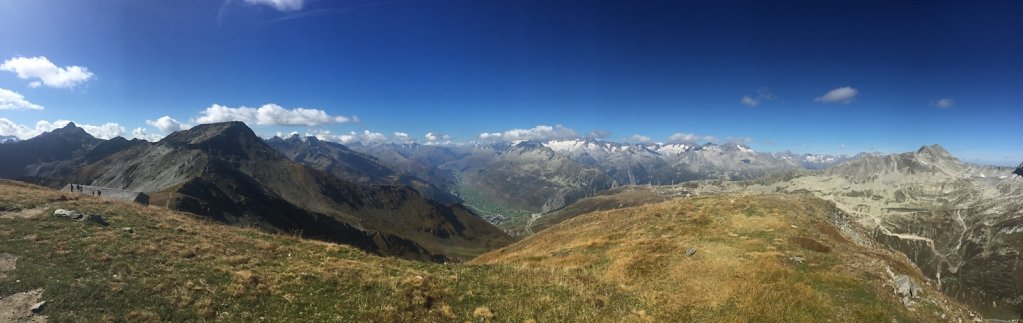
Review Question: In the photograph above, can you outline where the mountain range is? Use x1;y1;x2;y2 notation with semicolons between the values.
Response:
0;122;512;261
344;138;856;234
2;121;1020;319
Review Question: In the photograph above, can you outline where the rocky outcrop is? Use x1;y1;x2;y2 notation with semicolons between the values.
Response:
1014;162;1023;177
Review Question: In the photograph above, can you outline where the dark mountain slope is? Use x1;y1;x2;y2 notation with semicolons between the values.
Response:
266;135;460;204
72;122;512;261
0;123;104;185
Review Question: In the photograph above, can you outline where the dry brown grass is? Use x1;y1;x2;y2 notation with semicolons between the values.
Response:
0;180;646;322
474;194;976;322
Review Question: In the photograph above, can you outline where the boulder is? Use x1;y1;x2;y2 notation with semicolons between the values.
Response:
684;247;697;257
53;209;83;220
84;214;109;226
894;275;919;298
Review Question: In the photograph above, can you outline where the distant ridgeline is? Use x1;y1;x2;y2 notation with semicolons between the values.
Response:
63;184;150;205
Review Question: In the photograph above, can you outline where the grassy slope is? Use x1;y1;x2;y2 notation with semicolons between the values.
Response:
475;194;977;322
0;180;640;322
0;180;977;322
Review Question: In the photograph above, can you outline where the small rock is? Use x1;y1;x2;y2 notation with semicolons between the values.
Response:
790;256;805;264
83;214;109;226
122;227;134;233
30;300;46;313
684;247;697;257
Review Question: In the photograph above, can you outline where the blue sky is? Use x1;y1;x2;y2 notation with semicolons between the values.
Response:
0;0;1021;165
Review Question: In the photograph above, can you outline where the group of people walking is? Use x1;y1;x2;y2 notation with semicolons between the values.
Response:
69;184;100;197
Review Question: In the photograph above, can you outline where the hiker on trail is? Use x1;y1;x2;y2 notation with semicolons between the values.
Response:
70;184;74;192
97;190;102;197
91;190;95;196
78;185;82;193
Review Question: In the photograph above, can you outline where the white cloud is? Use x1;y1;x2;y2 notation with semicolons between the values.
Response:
666;132;717;144
337;130;387;144
131;127;162;141
0;118;123;140
740;88;776;107
0;88;43;110
244;0;304;11
393;132;413;143
304;129;333;141
424;132;452;142
0;56;94;89
932;98;954;109
814;86;858;104
145;116;189;133
0;118;35;139
78;122;125;139
629;134;653;143
478;125;578;142
740;96;759;107
194;103;355;127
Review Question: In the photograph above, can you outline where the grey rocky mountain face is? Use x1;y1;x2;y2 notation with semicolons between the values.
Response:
349;139;855;224
686;144;1023;320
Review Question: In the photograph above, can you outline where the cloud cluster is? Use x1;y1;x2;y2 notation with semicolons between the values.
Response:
814;86;858;104
0;88;43;110
479;125;578;142
424;132;452;142
145;116;190;133
1;56;94;89
740;88;776;107
338;130;387;144
244;0;304;11
132;127;163;141
0;118;125;140
195;104;355;127
629;134;653;143
666;132;717;144
932;98;954;109
393;132;413;143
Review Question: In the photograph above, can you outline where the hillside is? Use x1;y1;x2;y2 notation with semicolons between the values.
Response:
0;180;982;322
475;193;980;322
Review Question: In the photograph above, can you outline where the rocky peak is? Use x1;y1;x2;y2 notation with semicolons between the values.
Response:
916;144;953;160
49;122;92;139
159;121;274;158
